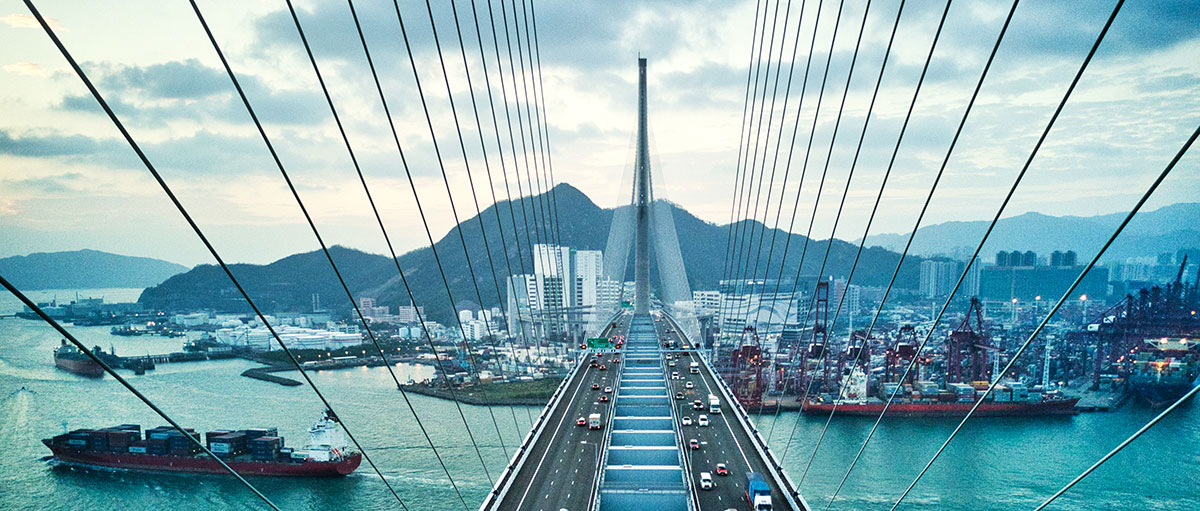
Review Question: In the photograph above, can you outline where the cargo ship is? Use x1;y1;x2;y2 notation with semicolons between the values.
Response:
43;412;360;477
1129;338;1200;407
53;340;104;377
802;368;1079;417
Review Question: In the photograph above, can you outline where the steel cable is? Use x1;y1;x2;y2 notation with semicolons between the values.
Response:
727;0;786;320
720;0;766;302
723;0;778;295
730;0;792;327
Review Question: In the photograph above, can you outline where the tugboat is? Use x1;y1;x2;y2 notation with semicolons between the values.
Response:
53;340;104;378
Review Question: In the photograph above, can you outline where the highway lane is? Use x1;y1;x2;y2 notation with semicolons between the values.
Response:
653;315;793;511
497;316;628;511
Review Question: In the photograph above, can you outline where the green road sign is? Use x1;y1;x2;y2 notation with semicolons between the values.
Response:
586;337;613;349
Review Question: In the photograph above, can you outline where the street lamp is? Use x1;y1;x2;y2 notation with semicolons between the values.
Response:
580;440;600;476
1080;294;1088;324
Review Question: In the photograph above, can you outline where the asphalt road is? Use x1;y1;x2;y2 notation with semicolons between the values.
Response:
654;315;793;511
496;316;628;511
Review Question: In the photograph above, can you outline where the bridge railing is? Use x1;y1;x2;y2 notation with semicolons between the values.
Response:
477;354;584;511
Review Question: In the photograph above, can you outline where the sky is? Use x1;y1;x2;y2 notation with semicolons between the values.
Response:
0;0;1197;267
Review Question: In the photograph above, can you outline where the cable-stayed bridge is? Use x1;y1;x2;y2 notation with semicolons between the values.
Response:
481;57;807;511
5;0;1198;510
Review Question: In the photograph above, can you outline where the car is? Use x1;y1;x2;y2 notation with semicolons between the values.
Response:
715;463;728;476
604;386;613;393
598;364;607;371
592;383;600;390
669;361;676;367
692;400;704;410
576;416;587;427
699;472;713;490
672;372;680;379
689;439;700;450
698;415;709;427
681;416;692;426
685;381;694;389
589;360;599;368
612;357;620;364
675;391;685;400
599;395;610;402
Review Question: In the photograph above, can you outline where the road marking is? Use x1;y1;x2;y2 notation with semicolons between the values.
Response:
513;365;593;510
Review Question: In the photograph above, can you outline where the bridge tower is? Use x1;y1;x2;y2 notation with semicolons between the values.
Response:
634;57;652;315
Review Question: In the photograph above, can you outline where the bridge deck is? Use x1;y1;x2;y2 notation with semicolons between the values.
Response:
482;311;807;511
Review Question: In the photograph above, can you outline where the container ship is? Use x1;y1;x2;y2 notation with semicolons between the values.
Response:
53;340;104;377
802;368;1079;417
43;412;360;477
1128;338;1200;407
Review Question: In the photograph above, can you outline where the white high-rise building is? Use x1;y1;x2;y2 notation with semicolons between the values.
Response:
920;261;960;298
507;244;604;339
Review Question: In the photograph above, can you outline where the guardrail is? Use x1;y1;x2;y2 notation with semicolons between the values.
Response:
660;312;811;511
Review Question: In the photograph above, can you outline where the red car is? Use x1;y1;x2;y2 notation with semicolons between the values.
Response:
576;416;587;427
599;395;610;402
715;463;729;476
592;383;600;390
689;439;700;450
598;365;607;371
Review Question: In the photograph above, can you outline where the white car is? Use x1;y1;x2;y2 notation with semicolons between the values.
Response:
672;372;680;380
698;414;709;427
685;381;694;389
699;472;713;490
681;416;692;426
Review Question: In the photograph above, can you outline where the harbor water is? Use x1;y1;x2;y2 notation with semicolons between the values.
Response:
1;290;1197;510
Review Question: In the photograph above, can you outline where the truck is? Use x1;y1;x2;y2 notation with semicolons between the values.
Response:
689;361;700;374
587;413;602;430
708;394;721;414
745;472;773;510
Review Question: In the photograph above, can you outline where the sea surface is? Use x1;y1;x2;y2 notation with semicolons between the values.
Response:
0;289;1197;510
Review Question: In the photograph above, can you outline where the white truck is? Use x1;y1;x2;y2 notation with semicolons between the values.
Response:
689;361;700;374
708;394;721;414
588;413;602;430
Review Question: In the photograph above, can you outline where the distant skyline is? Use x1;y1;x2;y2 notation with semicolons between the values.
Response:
1;1;1197;267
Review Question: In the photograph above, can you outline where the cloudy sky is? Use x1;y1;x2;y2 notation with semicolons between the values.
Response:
1;0;1197;267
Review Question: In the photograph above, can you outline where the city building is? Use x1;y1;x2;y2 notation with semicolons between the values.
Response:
506;244;608;340
980;250;1109;302
920;260;960;298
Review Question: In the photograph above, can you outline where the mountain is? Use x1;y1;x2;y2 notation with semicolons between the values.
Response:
138;183;928;322
0;250;187;290
861;203;1200;262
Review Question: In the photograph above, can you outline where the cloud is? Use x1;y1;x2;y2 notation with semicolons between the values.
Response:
53;59;329;126
3;62;47;76
99;59;230;100
0;129;281;175
0;13;65;30
5;173;85;194
0;130;122;158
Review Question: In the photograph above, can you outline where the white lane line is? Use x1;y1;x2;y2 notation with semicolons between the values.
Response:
513;365;593;510
692;352;753;469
